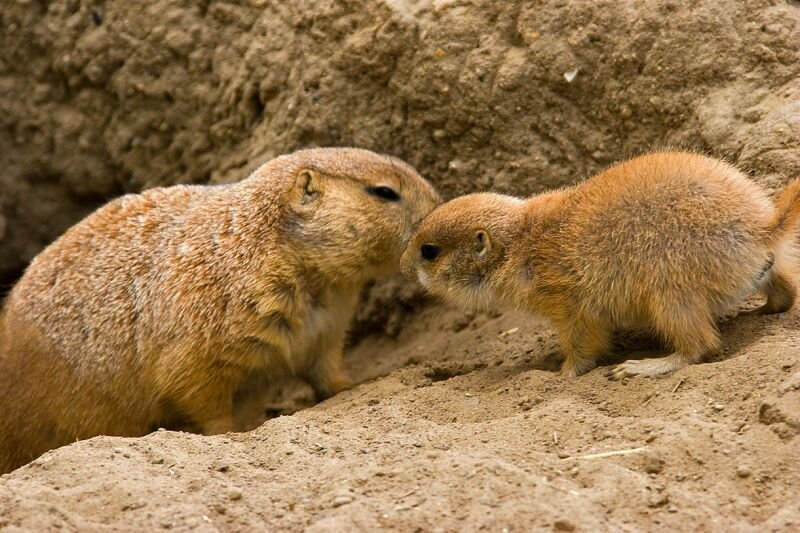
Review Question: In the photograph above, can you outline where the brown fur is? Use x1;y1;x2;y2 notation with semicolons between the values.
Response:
0;148;440;473
401;151;800;381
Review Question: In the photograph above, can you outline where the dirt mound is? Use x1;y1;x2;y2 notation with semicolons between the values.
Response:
1;0;799;530
1;308;799;530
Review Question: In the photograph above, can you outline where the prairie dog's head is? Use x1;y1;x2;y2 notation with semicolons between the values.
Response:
257;148;440;282
400;193;526;310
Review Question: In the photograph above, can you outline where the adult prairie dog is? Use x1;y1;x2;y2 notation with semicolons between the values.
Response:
401;151;800;379
0;147;440;473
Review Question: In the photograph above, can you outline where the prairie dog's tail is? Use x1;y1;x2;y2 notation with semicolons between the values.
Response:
0;312;15;474
769;179;800;246
766;179;800;289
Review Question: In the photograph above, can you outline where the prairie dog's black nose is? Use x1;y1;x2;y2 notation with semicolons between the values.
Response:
420;244;441;261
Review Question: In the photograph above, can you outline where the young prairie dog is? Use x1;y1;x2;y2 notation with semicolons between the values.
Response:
0;147;440;473
401;151;800;379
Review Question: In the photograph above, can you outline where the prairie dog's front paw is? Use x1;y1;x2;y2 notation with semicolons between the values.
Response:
312;373;353;401
558;365;580;378
559;357;597;378
328;373;353;394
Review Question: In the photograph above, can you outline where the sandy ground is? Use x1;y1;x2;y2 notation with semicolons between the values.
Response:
1;299;798;531
3;0;800;291
1;0;800;530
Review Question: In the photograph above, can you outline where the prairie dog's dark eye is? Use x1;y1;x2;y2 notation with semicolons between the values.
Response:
420;244;441;261
367;186;400;202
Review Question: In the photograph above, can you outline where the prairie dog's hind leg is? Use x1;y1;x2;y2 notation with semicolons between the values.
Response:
199;412;236;435
163;365;240;435
184;386;236;435
741;267;796;316
608;298;721;379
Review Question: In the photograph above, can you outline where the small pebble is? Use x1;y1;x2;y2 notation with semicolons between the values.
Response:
736;466;752;478
563;68;578;83
557;451;570;459
648;493;670;508
227;488;242;501
713;404;725;411
643;454;664;474
332;496;353;507
553;518;576;531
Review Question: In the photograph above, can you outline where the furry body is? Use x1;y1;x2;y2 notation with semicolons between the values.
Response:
0;148;440;473
402;152;800;379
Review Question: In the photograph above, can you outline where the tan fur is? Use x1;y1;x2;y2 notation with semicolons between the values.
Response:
0;148;440;473
401;151;800;381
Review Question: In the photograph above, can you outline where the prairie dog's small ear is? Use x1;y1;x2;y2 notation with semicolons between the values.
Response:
296;169;322;204
474;229;492;257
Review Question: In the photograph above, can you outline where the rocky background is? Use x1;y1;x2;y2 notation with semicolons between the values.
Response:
1;0;799;530
3;0;799;286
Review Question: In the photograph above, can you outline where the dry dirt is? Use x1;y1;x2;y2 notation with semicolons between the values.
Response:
1;0;800;531
1;306;799;531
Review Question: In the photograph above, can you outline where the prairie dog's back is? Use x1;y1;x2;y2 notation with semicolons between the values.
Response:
1;186;227;433
9;186;222;371
553;152;775;315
